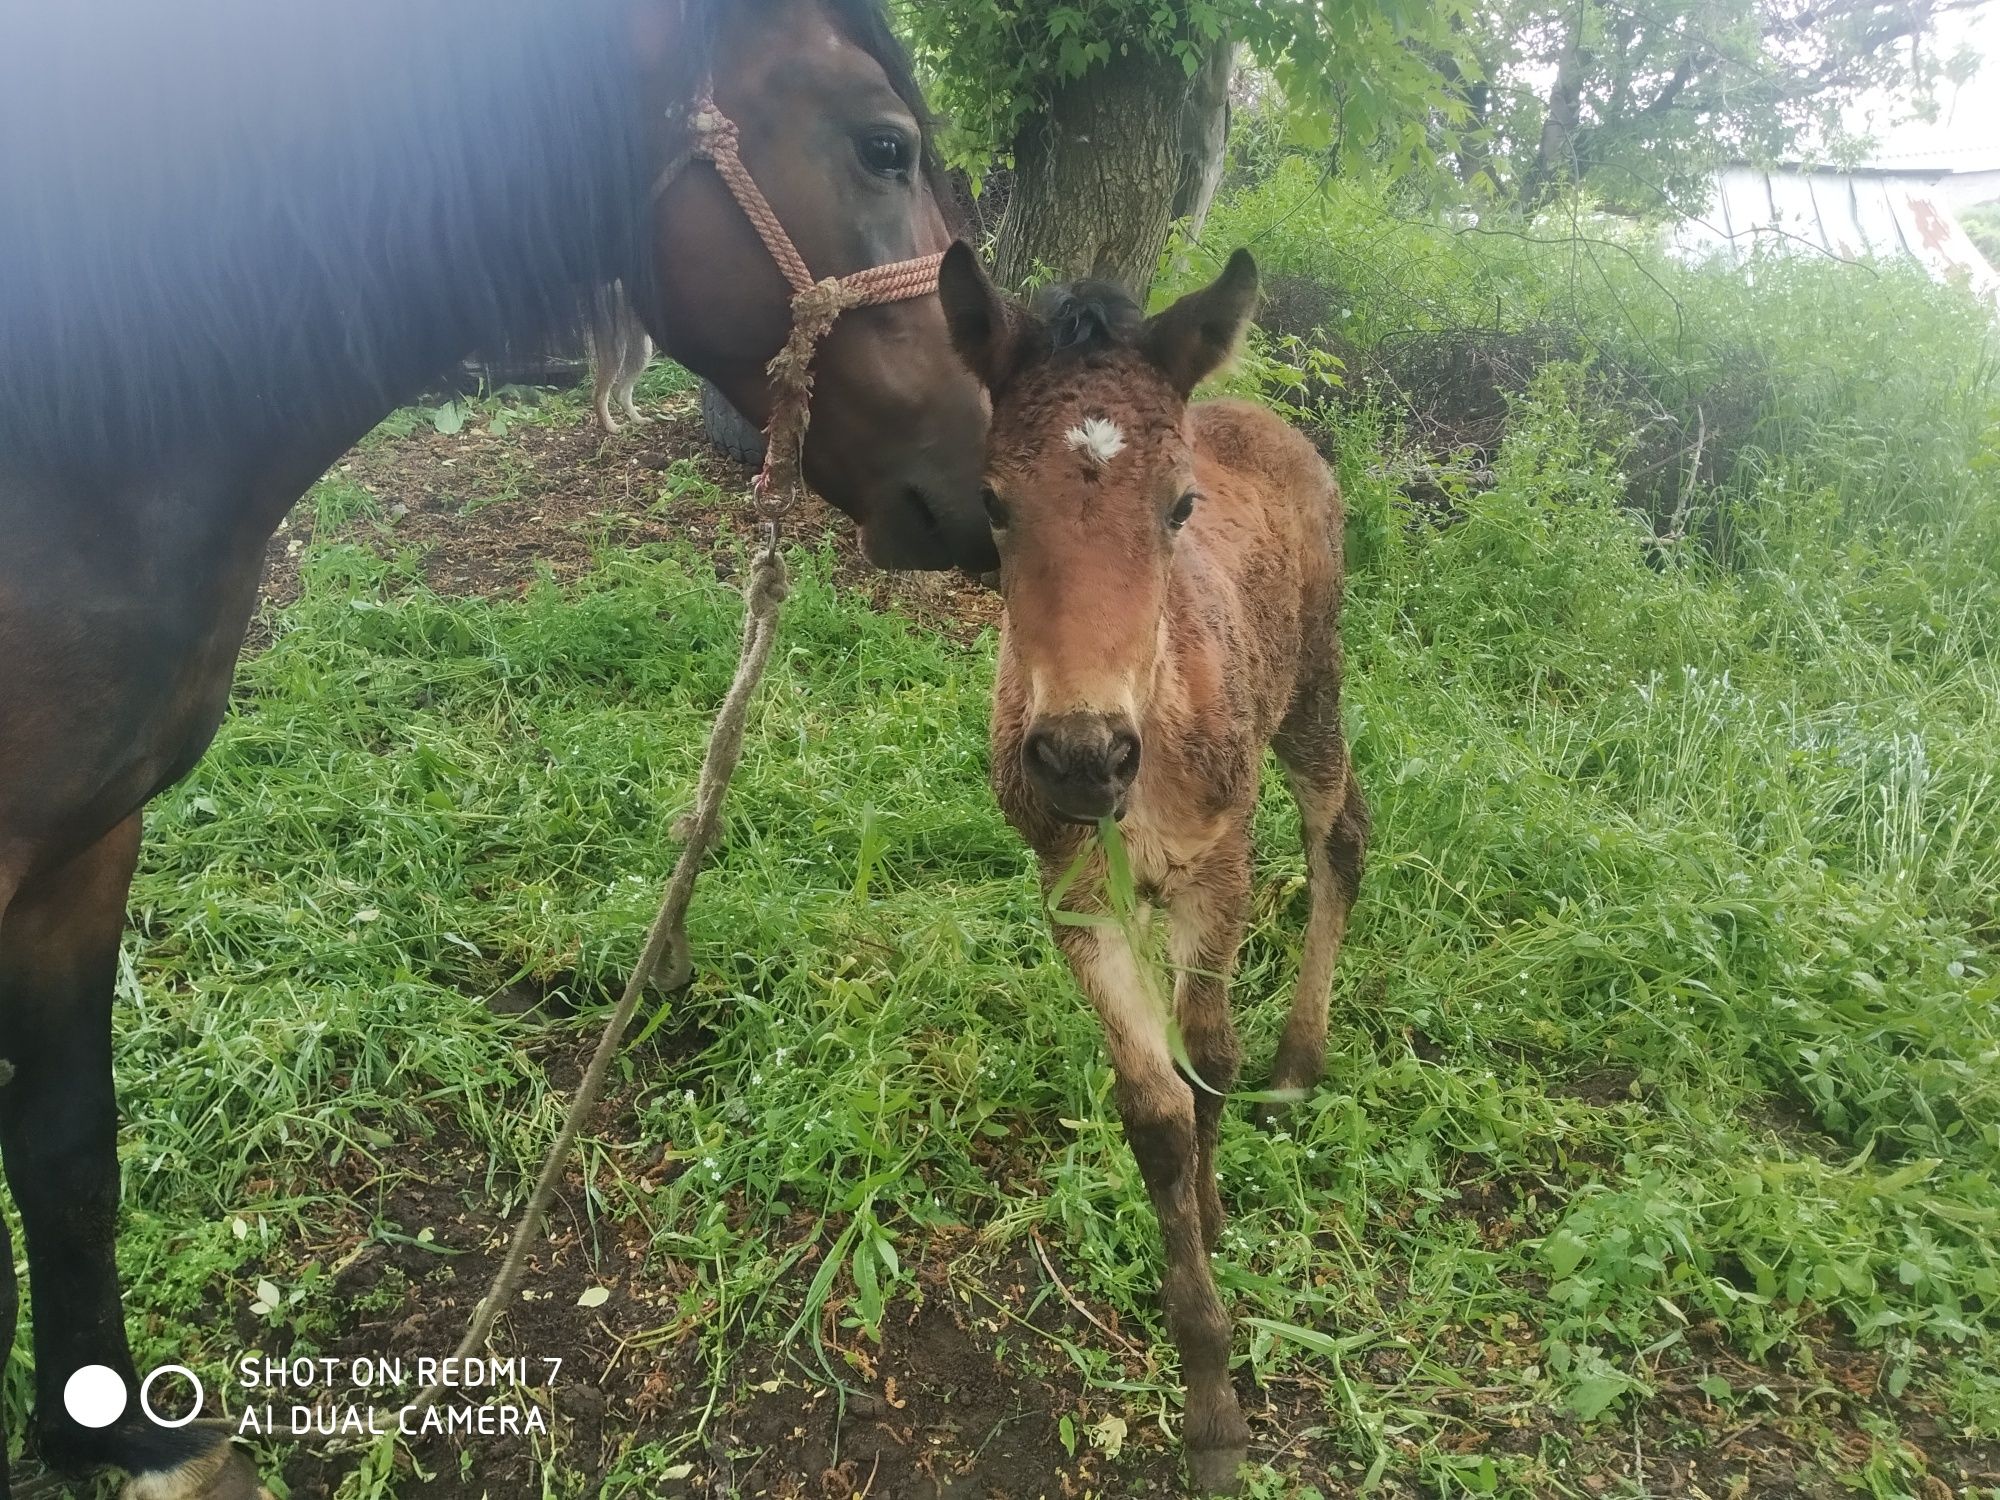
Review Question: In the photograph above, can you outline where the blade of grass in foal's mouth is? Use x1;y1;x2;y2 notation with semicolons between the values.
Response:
1041;819;1243;1098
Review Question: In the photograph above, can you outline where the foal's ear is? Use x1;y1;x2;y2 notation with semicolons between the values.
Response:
939;242;1029;390
1141;248;1260;397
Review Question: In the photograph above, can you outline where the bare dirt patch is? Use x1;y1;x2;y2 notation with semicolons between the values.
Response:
260;390;998;645
257;1060;1188;1500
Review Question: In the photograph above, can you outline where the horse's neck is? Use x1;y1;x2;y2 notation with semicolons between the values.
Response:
3;0;664;512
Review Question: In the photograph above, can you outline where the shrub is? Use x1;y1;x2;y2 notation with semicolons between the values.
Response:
1165;162;2000;568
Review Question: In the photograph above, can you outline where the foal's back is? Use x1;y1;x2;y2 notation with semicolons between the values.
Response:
1172;397;1345;740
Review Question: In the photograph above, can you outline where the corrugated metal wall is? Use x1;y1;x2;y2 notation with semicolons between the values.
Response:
1669;166;2000;310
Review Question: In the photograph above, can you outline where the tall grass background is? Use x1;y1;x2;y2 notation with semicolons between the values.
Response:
4;169;1997;1496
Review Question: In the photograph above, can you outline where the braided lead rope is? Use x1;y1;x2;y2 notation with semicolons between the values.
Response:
196;86;949;1483
676;101;817;293
295;545;792;1453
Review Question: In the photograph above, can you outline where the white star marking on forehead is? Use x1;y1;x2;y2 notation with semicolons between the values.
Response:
1063;416;1127;468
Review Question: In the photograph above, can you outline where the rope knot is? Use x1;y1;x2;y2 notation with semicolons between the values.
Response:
791;275;871;330
688;103;734;149
746;549;792;614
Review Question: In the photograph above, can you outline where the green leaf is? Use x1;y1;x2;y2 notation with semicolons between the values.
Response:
1239;1316;1378;1362
1872;1157;1941;1196
851;1238;883;1340
1569;1370;1627;1420
1043;838;1095;915
1048;908;1118;929
1543;1226;1591;1279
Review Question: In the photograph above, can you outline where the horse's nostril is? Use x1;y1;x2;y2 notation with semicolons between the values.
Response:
1110;730;1141;785
902;484;940;531
1026;729;1064;776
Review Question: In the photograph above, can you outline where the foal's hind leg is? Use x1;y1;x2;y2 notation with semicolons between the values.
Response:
1269;674;1369;1116
616;330;655;427
0;819;269;1499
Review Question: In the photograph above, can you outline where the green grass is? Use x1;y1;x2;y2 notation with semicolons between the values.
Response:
8;237;2000;1497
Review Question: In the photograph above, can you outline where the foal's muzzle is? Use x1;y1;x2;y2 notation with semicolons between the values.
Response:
1022;713;1141;824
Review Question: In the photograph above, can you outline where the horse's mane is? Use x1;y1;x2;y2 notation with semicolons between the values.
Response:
0;0;933;470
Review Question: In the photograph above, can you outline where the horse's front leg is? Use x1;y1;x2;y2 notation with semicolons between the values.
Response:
1053;919;1251;1495
0;815;270;1500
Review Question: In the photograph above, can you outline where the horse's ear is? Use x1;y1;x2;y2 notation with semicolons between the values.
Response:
939;242;1028;390
1141;248;1260;397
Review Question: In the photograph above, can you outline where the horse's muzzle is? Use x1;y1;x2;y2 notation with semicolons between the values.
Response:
1021;713;1140;824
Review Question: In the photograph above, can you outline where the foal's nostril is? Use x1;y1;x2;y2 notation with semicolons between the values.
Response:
1109;728;1141;788
1026;728;1065;778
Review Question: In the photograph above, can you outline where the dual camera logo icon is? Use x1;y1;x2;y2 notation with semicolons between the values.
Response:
63;1363;204;1430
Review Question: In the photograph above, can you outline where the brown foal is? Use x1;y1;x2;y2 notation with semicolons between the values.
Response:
939;244;1369;1493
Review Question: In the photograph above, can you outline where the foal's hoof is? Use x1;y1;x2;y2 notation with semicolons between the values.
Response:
1187;1444;1249;1495
1250;1096;1301;1134
1251;1077;1312;1133
121;1445;274;1500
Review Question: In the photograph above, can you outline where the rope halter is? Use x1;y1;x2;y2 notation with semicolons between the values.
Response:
653;95;946;532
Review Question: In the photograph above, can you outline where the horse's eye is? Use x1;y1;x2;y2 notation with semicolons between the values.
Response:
982;486;1009;529
858;130;913;178
1168;491;1199;530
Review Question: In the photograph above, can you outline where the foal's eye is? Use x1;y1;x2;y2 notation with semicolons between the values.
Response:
1168;491;1200;530
982;486;1009;529
858;130;914;178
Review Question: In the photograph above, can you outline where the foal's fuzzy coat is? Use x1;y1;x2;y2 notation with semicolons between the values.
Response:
940;245;1368;1494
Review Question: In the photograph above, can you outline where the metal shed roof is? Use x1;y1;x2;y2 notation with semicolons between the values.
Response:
1669;165;1999;309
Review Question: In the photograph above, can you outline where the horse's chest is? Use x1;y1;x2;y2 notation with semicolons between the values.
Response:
1116;808;1230;898
0;476;269;851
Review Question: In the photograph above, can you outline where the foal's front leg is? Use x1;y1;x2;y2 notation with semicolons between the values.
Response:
1166;832;1251;1253
1053;919;1251;1494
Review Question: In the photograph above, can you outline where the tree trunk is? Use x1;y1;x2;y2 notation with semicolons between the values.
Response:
1173;39;1236;245
1519;9;1593;208
995;38;1222;295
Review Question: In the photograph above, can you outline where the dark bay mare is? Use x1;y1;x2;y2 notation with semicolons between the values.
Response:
0;4;992;1496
